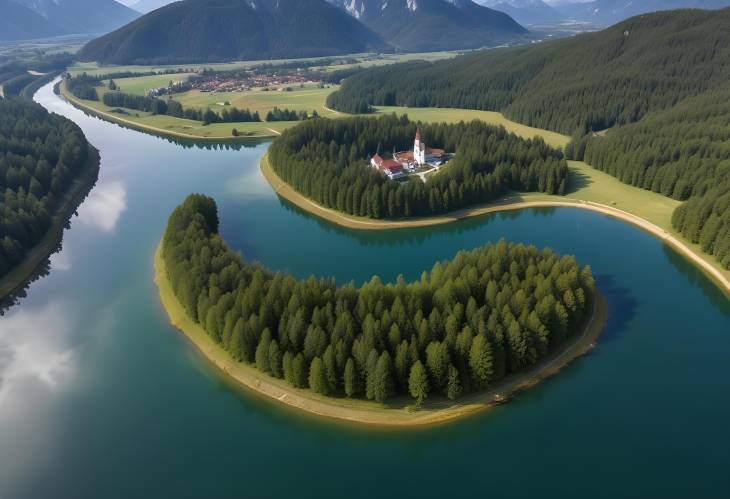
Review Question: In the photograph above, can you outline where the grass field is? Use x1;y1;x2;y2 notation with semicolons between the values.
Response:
374;106;570;149
61;81;294;139
106;73;194;95
67;51;461;77
169;83;340;117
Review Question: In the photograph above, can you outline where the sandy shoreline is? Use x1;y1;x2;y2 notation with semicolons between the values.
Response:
262;156;730;297
155;243;606;428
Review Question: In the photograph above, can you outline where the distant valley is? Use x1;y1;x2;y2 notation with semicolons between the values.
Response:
0;0;139;41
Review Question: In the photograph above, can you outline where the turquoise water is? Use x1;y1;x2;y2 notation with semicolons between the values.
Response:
0;81;727;498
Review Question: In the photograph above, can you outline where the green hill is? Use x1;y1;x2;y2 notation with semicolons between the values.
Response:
328;8;730;269
78;0;391;65
328;0;527;51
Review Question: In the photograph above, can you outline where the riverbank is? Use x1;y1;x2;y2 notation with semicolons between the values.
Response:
59;81;285;141
155;242;606;428
0;146;100;302
262;156;730;298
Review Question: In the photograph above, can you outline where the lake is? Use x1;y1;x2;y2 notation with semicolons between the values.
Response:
0;81;728;499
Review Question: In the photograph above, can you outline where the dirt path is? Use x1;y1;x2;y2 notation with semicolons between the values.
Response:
155;244;606;428
261;156;730;297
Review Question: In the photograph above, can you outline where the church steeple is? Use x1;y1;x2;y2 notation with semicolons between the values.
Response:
414;127;425;165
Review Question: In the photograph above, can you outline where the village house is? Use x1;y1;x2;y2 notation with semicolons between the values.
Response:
371;128;447;179
370;153;405;179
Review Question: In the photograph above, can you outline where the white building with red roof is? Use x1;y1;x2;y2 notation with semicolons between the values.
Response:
371;153;405;179
371;129;447;180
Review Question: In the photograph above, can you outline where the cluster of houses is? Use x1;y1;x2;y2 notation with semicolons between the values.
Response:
370;129;446;180
191;72;309;93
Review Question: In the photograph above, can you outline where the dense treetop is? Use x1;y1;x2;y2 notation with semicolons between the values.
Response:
567;83;730;269
162;194;595;404
0;99;91;279
328;8;730;135
268;115;568;219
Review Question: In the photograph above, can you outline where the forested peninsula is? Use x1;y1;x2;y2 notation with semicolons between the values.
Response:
326;8;730;270
0;98;99;299
268;115;568;220
158;194;598;419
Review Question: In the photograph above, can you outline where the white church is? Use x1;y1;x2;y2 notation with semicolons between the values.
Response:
371;128;446;179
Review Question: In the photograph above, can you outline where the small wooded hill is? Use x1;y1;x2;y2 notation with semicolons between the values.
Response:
328;0;527;51
329;8;730;135
162;194;595;404
78;0;391;65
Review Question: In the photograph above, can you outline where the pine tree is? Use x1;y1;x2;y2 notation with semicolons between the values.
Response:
408;361;429;407
469;334;493;389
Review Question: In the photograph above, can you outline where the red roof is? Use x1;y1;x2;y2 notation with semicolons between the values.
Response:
381;159;402;171
395;151;414;162
427;148;445;156
372;153;384;164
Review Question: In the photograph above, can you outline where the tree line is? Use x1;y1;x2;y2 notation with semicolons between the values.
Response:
0;99;90;279
162;194;595;405
266;107;319;122
326;8;730;269
101;90;261;124
567;84;730;269
327;9;730;136
268;115;568;220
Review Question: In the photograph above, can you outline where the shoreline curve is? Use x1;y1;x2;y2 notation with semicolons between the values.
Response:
0;146;101;302
262;156;730;298
59;81;279;142
155;242;607;428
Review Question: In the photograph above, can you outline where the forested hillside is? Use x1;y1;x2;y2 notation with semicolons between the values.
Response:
78;0;390;65
0;99;92;279
268;115;568;219
162;194;595;404
567;84;730;268
328;8;730;269
328;9;730;135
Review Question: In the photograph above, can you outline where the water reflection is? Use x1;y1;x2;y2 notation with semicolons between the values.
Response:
0;302;77;409
76;181;127;233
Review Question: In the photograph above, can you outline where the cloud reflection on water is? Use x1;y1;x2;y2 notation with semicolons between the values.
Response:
0;302;77;410
77;181;128;232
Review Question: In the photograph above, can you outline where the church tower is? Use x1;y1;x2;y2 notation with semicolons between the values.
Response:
414;128;426;165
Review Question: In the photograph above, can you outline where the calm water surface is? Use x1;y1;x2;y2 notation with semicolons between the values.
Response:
0;82;728;499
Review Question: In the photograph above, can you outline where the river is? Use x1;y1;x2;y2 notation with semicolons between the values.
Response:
0;81;728;499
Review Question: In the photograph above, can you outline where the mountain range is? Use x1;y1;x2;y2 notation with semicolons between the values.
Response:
78;0;530;64
77;0;392;65
481;0;564;25
326;0;528;51
0;0;139;42
491;0;730;26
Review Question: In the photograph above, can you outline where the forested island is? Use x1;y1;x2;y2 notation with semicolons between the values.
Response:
268;115;568;220
159;194;597;412
326;8;730;270
0;98;99;293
